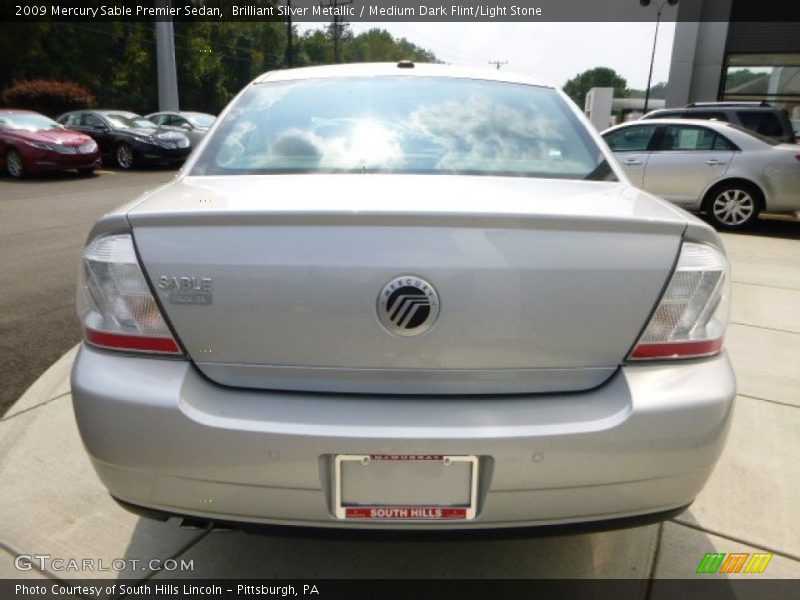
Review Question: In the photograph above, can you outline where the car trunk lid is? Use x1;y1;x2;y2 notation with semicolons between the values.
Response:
130;175;685;395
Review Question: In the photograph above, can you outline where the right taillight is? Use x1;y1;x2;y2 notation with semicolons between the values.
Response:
78;233;183;356
629;242;730;361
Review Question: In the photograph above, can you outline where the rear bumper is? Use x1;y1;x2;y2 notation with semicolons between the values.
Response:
71;345;736;530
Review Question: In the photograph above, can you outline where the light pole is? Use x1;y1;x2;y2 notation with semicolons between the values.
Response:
639;0;677;114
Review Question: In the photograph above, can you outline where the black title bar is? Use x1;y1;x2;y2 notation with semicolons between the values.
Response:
3;0;800;23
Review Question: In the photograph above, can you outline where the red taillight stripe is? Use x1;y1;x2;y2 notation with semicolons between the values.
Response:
631;338;723;360
85;328;181;355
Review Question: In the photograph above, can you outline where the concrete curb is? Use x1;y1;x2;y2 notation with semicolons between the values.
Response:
3;344;79;420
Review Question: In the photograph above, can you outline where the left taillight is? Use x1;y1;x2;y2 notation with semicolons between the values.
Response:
78;233;183;356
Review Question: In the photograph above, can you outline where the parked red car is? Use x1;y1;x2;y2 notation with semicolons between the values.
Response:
0;109;101;178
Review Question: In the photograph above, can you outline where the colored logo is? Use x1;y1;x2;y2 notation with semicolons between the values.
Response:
696;552;773;574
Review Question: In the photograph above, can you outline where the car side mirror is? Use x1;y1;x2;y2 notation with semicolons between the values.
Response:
180;122;193;131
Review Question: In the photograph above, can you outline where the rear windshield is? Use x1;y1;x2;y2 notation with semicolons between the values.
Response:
192;77;614;181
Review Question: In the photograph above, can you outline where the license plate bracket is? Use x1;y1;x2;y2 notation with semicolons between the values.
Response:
334;454;478;521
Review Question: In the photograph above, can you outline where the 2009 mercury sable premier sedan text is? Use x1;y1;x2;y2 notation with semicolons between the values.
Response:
72;63;736;530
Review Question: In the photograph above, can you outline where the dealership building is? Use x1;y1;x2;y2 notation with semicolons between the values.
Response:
666;0;800;123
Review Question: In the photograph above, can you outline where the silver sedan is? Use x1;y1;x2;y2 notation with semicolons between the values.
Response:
603;118;800;229
71;63;735;531
145;111;215;148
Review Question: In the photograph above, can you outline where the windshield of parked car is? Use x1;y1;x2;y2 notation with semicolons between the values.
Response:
0;113;63;131
192;77;615;181
185;113;215;128
103;113;157;130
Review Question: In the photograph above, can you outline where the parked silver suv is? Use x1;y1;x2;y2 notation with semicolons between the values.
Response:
642;102;796;144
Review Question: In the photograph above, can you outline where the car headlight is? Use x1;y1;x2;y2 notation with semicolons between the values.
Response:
153;134;190;149
79;140;98;153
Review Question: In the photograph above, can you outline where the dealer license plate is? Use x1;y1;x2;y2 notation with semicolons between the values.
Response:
334;454;478;521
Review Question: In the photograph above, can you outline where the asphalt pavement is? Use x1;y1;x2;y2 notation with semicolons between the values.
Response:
0;168;177;414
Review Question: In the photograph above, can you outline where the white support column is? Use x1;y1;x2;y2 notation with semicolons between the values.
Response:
666;0;732;106
155;0;179;111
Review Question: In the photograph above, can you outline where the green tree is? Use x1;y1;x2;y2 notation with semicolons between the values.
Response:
723;68;767;93
0;21;436;115
296;30;331;65
627;81;667;99
344;28;437;63
563;67;629;109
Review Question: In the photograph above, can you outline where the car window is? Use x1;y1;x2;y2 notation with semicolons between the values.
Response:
712;134;737;151
736;111;783;137
82;114;105;128
603;125;657;152
657;125;720;151
725;123;781;146
193;77;615;181
63;113;82;127
103;113;156;129
172;117;189;127
149;114;165;125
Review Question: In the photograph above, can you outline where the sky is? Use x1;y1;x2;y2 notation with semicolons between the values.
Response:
299;22;677;90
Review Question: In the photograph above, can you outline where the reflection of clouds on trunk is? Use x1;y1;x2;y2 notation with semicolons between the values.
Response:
408;93;588;174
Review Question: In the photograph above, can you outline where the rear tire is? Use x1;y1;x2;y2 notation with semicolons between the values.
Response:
115;143;134;169
703;182;762;230
6;149;25;178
